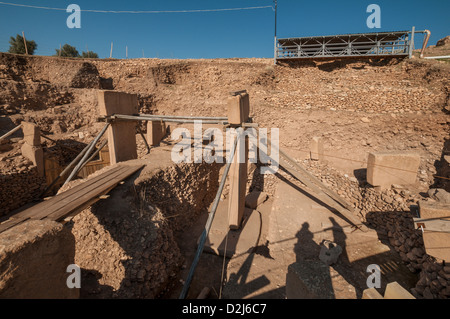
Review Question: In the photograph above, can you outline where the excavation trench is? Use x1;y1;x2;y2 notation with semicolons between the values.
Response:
66;157;223;299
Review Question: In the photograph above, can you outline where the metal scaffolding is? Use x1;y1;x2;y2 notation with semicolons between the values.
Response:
275;30;415;61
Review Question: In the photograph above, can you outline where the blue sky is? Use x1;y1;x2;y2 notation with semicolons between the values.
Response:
0;0;448;59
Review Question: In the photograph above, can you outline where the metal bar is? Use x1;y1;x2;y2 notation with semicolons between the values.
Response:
0;124;22;140
63;123;110;186
179;135;239;299
78;139;108;170
112;114;228;125
424;55;450;60
133;114;228;121
39;139;94;198
137;125;151;154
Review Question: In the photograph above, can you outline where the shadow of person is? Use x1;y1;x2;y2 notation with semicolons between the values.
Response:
288;222;335;299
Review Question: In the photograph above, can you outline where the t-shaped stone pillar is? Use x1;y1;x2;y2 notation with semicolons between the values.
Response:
20;122;44;177
98;90;138;164
227;90;250;230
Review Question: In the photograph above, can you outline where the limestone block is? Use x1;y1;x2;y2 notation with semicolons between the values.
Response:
367;151;420;189
422;231;450;262
98;91;138;164
384;282;415;299
0;220;78;299
245;191;268;209
419;200;450;221
147;121;166;146
21;122;40;146
227;93;250;125
228;131;248;230
21;143;44;176
362;288;383;299
310;136;324;161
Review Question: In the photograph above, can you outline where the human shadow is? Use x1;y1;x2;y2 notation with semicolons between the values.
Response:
287;222;335;299
430;137;450;192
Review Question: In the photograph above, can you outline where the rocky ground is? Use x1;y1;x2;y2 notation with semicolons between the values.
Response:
0;37;449;298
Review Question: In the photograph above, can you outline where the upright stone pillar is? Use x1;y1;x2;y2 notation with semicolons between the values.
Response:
98;90;138;164
227;91;250;230
20;122;44;176
147;120;167;146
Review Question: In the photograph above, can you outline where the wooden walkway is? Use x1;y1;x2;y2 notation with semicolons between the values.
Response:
0;164;144;234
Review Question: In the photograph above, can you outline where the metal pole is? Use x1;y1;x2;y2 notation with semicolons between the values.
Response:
409;26;415;58
113;114;228;125
63;123;110;186
0;124;22;140
39;139;95;197
274;0;278;65
134;114;228;121
179;135;239;299
77;139;108;172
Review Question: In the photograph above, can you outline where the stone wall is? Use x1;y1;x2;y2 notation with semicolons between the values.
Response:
0;165;46;217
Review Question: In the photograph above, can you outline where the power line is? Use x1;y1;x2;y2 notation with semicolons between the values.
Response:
0;1;273;13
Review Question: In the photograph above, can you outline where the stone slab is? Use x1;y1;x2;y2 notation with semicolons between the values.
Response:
384;281;415;299
147;120;166;146
422;231;450;262
310;136;324;161
367;151;420;189
362;287;384;299
21;143;44;176
21;122;40;146
98;91;138;164
419;200;450;221
202;198;261;258
286;261;335;299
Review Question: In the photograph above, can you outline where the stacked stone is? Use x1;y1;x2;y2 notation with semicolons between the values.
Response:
0;166;46;216
304;159;450;299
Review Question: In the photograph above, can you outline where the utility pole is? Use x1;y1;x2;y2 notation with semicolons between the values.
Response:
22;31;28;55
110;42;113;58
273;0;278;65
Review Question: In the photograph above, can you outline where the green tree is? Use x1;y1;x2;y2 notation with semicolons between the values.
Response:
81;50;99;58
8;34;37;55
55;44;80;57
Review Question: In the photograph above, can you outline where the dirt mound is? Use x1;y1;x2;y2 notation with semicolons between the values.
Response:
436;36;450;47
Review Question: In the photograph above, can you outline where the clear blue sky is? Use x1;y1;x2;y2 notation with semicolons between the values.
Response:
0;0;448;59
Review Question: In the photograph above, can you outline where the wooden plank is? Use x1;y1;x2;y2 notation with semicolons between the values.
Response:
13;165;125;220
0;216;30;234
43;165;143;221
46;185;117;222
30;165;133;220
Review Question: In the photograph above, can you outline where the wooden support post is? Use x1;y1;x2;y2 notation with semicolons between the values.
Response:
227;90;250;230
98;91;138;164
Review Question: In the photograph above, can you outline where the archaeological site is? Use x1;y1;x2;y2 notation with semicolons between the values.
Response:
0;30;449;302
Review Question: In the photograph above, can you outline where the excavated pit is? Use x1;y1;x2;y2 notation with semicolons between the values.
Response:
65;158;222;299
